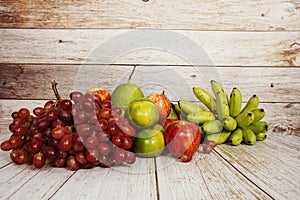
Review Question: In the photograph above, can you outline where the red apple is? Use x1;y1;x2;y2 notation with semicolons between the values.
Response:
87;88;111;102
165;120;200;162
147;92;172;125
163;119;177;132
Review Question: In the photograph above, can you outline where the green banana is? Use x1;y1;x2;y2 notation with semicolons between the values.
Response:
211;80;226;97
251;108;266;123
235;111;255;127
167;106;179;120
193;87;217;112
206;130;231;145
223;116;237;131
215;91;230;121
229;87;242;118
173;103;181;114
178;100;204;114
247;121;270;134
187;111;216;124
203;120;223;134
240;94;259;115
228;128;243;146
256;132;267;141
242;127;256;145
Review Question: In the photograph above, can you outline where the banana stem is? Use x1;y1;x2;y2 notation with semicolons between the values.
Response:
51;79;62;103
128;65;137;83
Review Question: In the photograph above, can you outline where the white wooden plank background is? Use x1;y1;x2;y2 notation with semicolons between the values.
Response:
1;0;299;31
0;30;299;66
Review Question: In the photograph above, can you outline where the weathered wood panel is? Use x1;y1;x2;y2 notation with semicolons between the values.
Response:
0;165;75;200
50;158;157;200
215;134;300;200
0;0;299;31
0;29;299;66
1;64;300;103
155;152;272;200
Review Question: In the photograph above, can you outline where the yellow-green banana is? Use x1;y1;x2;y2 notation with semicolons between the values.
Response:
256;132;267;141
193;87;217;113
203;120;223;134
229;87;242;118
223;116;237;131
215;91;230;121
206;130;231;145
228;128;243;146
178;100;204;114
235;111;254;127
211;80;225;96
251;108;266;123
242;127;256;145
240;94;259;115
173;103;181;114
187;111;216;124
247;121;270;134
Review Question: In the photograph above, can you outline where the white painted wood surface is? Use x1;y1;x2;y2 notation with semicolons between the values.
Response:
0;0;299;199
0;30;299;66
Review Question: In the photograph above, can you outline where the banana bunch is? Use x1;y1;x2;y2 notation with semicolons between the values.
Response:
174;80;270;146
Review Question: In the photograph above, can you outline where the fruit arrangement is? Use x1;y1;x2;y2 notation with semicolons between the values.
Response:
0;67;270;170
176;80;270;147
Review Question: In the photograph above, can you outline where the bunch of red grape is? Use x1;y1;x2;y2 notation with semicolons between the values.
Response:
0;91;136;171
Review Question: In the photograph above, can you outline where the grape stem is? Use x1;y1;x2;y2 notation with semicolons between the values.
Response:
51;79;62;103
128;65;136;83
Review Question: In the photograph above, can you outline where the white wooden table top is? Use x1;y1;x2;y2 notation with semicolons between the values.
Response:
0;0;299;199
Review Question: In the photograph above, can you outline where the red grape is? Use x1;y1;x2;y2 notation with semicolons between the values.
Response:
67;155;79;171
18;108;30;119
1;140;13;151
43;146;57;161
75;152;88;165
59;134;73;151
51;126;69;139
98;142;111;156
70;91;84;103
33;152;46;168
8;135;23;148
33;107;45;116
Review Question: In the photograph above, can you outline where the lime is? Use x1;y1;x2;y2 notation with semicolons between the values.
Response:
134;127;165;157
127;98;159;129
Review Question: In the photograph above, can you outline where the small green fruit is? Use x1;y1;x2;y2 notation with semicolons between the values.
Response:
111;83;144;110
127;98;160;129
134;127;165;157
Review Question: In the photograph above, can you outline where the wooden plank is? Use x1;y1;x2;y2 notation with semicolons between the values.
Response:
155;152;272;199
1;65;300;103
0;29;299;66
0;164;75;199
50;158;157;199
0;0;299;31
215;134;300;200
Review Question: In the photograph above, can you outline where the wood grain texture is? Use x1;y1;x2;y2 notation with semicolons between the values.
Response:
1;64;300;103
215;134;300;200
0;0;299;31
0;29;299;66
0;165;75;199
50;158;157;200
155;152;272;200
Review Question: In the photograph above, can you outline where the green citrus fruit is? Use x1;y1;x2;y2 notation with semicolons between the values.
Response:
111;83;144;110
134;127;165;157
127;98;159;128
